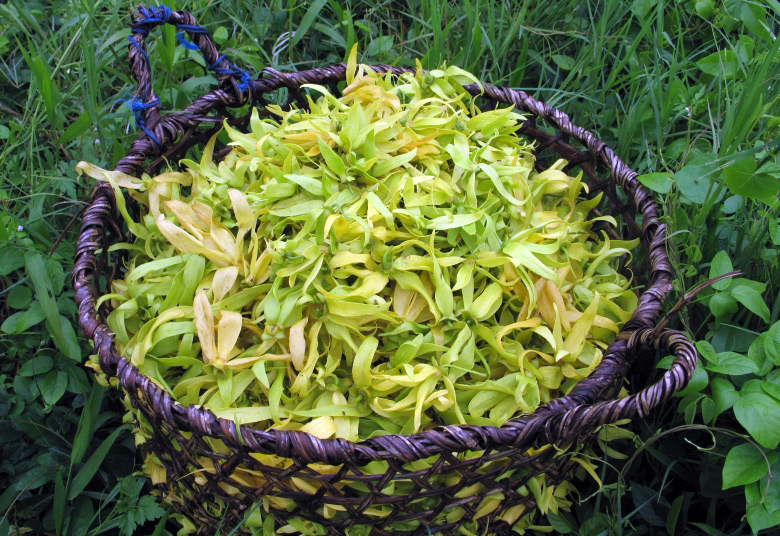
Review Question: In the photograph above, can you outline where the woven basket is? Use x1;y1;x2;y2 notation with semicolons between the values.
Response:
73;6;698;535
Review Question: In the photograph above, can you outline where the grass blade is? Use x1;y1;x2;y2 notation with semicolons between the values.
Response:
24;251;78;359
56;110;92;145
289;0;328;48
67;425;127;501
53;469;65;536
70;383;105;466
150;510;170;536
17;40;62;131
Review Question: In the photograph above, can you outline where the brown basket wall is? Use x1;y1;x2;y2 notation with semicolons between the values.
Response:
72;6;697;535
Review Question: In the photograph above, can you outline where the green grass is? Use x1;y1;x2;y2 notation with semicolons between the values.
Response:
1;0;779;534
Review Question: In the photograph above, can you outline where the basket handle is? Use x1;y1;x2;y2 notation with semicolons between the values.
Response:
534;328;697;440
125;4;254;147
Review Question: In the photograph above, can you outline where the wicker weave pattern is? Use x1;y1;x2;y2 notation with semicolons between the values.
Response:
71;6;696;534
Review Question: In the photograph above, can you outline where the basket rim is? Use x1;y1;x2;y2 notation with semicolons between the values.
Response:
73;63;693;466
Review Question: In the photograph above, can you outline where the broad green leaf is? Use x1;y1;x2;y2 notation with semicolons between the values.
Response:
7;284;32;309
666;495;685;536
22;50;62;129
631;0;658;18
1;302;46;333
701;396;716;424
676;361;709;397
631;481;666;526
551;54;575;70
697;49;741;77
730;284;770;323
40;370;68;406
762;370;780;401
746;333;774;376
366;35;394;57
213;26;228;45
765;321;780;364
734;393;780;449
723;157;779;204
674;155;719;204
547;513;575;533
57;315;82;361
711;378;738;417
0;248;25;276
709;251;733;291
705;350;759;376
740;3;772;43
67;496;94;536
722;442;774;489
761;461;780;512
745;481;780;532
17;355;53;377
637;172;673;194
709;293;738;318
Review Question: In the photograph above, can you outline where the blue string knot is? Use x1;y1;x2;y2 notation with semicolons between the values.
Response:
207;55;254;98
236;69;254;95
137;5;172;25
124;96;163;148
128;3;254;120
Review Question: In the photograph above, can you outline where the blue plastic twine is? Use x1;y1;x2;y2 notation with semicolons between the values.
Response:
134;4;255;98
176;32;199;50
125;4;255;142
137;5;172;26
207;54;255;95
124;96;163;148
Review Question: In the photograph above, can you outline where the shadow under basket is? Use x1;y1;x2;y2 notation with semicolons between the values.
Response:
73;7;698;536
